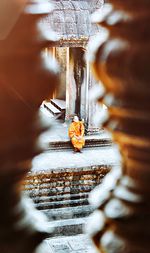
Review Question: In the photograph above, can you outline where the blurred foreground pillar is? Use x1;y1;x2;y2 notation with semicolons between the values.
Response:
0;1;59;252
87;1;150;253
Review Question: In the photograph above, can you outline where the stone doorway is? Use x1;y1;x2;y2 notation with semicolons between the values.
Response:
41;46;104;135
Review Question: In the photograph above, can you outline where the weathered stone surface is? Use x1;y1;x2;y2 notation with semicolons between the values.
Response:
42;205;94;221
45;234;97;253
46;217;88;237
42;0;104;45
24;164;111;210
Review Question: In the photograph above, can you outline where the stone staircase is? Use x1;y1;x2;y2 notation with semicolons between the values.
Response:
23;116;118;238
44;99;66;120
23;164;111;237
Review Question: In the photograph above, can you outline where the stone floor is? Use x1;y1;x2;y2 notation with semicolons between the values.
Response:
31;146;120;172
37;234;99;253
33;113;120;172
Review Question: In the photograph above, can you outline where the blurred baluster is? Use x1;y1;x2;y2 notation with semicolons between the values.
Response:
87;1;150;253
0;1;59;252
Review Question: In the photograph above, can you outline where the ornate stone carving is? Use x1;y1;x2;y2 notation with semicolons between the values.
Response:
87;1;150;253
0;0;59;252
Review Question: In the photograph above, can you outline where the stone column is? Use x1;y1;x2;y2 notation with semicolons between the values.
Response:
65;47;76;122
81;56;100;134
65;47;85;122
81;58;89;124
65;46;102;133
55;47;67;99
87;2;150;253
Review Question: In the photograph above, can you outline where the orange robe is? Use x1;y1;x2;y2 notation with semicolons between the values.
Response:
68;121;85;150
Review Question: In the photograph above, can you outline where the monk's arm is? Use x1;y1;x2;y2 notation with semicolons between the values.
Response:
80;123;85;137
68;124;75;139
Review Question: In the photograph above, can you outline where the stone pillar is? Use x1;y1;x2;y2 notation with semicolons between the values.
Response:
72;48;85;118
81;57;100;134
87;2;150;253
65;47;76;122
65;46;103;133
0;1;59;252
65;47;85;122
81;58;89;124
55;47;67;100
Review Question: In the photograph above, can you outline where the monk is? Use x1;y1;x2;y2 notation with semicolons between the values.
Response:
68;116;85;152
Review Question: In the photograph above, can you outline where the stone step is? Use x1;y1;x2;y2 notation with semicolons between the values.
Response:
24;166;110;190
50;98;66;112
48;138;112;150
30;193;88;203
25;185;96;200
43;102;65;120
42;205;94;221
46;217;89;237
24;165;110;212
25;178;103;191
25;180;102;193
25;176;103;188
32;192;88;204
44;101;61;115
35;197;88;210
23;166;111;198
26;164;110;180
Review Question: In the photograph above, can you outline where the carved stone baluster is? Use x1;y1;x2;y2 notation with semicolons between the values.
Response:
0;1;59;252
87;1;150;253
